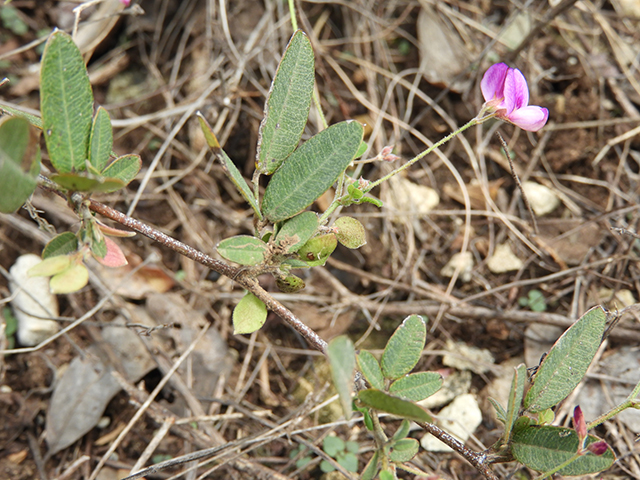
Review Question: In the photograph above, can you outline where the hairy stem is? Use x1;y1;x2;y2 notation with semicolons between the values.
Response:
416;421;499;480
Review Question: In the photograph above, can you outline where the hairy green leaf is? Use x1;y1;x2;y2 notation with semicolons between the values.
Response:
274;211;318;253
217;235;268;266
327;335;355;419
511;426;614;476
256;30;314;174
503;363;526;443
43;232;78;259
524;306;606;413
0;117;40;213
0;103;43;129
360;450;379;480
334;216;366;249
50;173;125;192
388;371;442;402
357;350;384;390
357;389;432;423
233;293;267;334
389;438;419;463
381;315;427;379
262;120;364;222
100;154;141;189
89;106;113;171
197;113;262;220
41;31;93;173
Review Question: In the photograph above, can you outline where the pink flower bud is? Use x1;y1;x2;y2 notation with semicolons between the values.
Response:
586;441;609;456
573;405;587;440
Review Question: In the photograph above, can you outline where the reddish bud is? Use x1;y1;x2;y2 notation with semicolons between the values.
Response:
379;145;400;162
586;441;609;456
573;406;587;440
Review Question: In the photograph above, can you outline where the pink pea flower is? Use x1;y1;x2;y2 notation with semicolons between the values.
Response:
480;63;549;132
120;0;131;5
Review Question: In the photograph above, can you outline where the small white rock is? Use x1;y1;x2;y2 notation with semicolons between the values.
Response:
440;251;473;283
419;370;471;409
9;254;59;347
487;243;524;273
598;288;636;308
443;339;495;374
387;177;439;216
522;181;560;216
420;393;483;452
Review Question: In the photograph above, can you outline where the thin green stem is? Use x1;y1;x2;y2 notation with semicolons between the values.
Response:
370;410;388;447
287;0;298;31
586;378;640;429
312;85;328;130
587;398;640;430
628;378;640;401
318;117;478;225
367;118;478;191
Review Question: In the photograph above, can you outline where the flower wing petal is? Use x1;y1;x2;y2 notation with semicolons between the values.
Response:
510;68;530;109
506;106;549;131
481;63;509;103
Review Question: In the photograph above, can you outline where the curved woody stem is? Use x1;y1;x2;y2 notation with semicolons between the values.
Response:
37;178;500;480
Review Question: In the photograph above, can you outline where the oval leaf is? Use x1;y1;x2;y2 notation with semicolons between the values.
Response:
357;350;384;390
389;371;443;402
41;31;94;173
217;235;268;266
524;306;607;413
327;335;356;419
94;237;127;268
511;426;614;476
89;106;113;171
334;216;366;249
360;450;379;480
0;103;44;129
256;30;315;174
275;274;305;293
357;389;432;423
43;232;78;259
296;233;337;267
0;117;41;213
274;211;318;253
261;120;364;222
50;263;89;294
100;154;141;189
392;419;411;442
389;438;419;463
381;315;427;379
233;293;268;335
50;173;125;192
28;255;72;277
